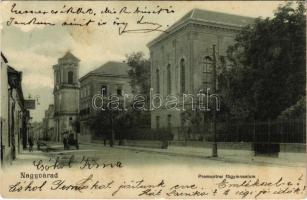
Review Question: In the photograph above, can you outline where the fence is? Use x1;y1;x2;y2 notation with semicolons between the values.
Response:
182;118;306;144
92;118;306;144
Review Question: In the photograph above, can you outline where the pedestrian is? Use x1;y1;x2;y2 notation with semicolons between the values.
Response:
103;134;107;146
28;136;34;152
183;115;192;145
63;133;68;150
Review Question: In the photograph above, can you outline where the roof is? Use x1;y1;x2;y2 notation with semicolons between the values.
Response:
1;52;8;63
148;8;255;47
7;65;24;107
184;8;254;27
80;61;130;81
60;52;80;61
92;61;130;75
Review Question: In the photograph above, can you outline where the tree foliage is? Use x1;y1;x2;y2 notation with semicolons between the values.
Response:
125;52;151;127
220;2;306;120
126;52;151;97
90;52;151;138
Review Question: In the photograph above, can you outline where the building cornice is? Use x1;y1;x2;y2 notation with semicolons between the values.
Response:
147;18;250;48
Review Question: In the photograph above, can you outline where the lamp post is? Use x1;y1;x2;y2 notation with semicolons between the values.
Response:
211;45;218;157
202;45;218;157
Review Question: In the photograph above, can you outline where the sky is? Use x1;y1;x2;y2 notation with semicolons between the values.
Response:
0;1;287;122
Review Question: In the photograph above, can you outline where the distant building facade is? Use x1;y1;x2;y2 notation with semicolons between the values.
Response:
147;9;254;140
42;104;55;140
31;122;43;140
79;61;132;142
53;52;80;142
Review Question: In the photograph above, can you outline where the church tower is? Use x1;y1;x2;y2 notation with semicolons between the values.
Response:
53;52;80;141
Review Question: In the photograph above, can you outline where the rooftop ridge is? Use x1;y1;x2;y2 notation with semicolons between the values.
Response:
147;8;255;47
80;60;130;81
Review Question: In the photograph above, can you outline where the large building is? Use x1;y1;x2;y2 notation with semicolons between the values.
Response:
53;52;80;142
147;9;254;140
79;61;132;142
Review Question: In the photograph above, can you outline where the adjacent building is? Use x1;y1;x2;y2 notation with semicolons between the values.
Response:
147;9;254;140
79;61;132;142
53;52;80;142
1;52;29;167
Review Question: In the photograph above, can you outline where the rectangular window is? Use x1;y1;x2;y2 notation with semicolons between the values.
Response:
101;85;107;96
117;88;122;96
167;114;172;129
156;116;160;129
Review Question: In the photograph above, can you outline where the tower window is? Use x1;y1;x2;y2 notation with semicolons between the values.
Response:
68;71;74;84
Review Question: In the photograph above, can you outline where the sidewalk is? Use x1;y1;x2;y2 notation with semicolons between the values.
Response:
10;150;49;167
113;144;306;168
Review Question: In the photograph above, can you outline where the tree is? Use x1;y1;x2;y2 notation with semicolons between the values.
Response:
125;52;151;127
89;102;125;147
126;52;151;99
89;52;151;144
220;2;306;121
278;96;306;120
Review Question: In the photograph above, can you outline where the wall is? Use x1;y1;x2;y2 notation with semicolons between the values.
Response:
149;23;240;140
79;74;132;139
1;57;12;166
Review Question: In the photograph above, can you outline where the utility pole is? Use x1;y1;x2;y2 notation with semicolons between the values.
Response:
212;44;218;157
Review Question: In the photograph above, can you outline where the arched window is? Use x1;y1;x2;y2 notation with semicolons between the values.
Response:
101;85;107;96
167;64;171;94
203;56;212;89
156;69;160;93
180;58;185;93
68;71;74;84
156;116;160;129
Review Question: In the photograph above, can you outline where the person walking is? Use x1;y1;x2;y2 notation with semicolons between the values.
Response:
63;133;68;150
184;116;192;145
28;136;34;152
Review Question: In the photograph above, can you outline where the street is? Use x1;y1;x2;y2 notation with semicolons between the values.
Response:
10;142;306;170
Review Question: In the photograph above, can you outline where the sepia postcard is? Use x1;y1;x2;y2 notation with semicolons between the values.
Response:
0;0;306;199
